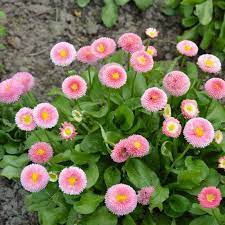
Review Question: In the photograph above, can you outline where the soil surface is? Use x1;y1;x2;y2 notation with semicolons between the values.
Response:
0;0;181;224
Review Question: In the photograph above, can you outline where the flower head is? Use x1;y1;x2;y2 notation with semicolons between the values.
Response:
72;110;83;122
163;71;190;96
126;134;149;157
33;103;59;129
60;122;77;140
162;117;182;138
145;28;159;39
92;37;116;59
130;50;154;72
183;117;214;148
137;186;155;205
77;45;98;64
163;104;171;119
15;107;36;131
198;186;222;208
146;46;157;57
62;75;87;100
58;166;87;195
181;99;199;119
49;171;58;182
13;72;35;93
105;184;137;216
176;40;198;57
141;87;167;112
214;130;223;144
28;142;53;164
197;54;221;74
218;156;225;170
118;33;143;53
50;42;76;66
204;78;225;100
111;139;130;163
20;164;49;192
99;63;127;89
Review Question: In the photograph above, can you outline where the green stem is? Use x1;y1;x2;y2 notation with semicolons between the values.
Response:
145;39;150;51
107;88;111;110
131;72;138;97
181;56;186;68
88;65;92;90
127;53;131;71
212;208;221;224
204;98;213;118
33;131;42;141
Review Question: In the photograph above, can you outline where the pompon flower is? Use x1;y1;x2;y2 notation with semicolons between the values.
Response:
33;103;59;129
163;71;190;97
215;130;223;144
176;40;198;57
197;54;221;74
99;63;127;89
145;28;159;39
141;87;167;112
181;99;199;119
163;104;171;119
92;37;116;59
130;50;154;73
62;75;87;100
198;186;222;208
105;184;137;216
28;142;53;164
50;42;76;67
118;33;143;53
162;117;182;138
126;134;149;157
20;164;49;192
183;117;214;148
15;107;36;131
60;122;77;140
0;78;23;104
137;186;155;205
77;45;98;64
58;166;87;195
13;72;35;93
218;156;225;170
204;78;225;100
146;46;157;57
49;171;58;182
111;139;130;163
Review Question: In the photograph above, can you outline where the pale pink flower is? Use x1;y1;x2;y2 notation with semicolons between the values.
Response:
162;117;182;138
50;42;76;66
20;164;49;192
58;166;87;195
105;184;137;216
146;46;157;57
15;107;36;131
198;186;222;208
204;78;225;100
33;103;59;129
62;75;87;100
13;72;35;93
145;28;159;39
183;117;214;148
137;186;155;205
141;87;167;112
176;40;198;57
163;71;190;97
111;139;130;163
60;122;77;140
218;156;225;170
181;99;199;119
99;63;127;89
77;45;98;64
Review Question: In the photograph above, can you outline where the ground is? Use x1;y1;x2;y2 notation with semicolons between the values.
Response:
0;0;181;224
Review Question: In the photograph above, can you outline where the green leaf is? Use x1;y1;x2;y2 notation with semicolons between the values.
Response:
101;1;118;28
133;73;147;96
77;0;91;7
4;142;20;154
70;151;100;165
115;0;130;6
178;24;199;41
0;25;6;37
85;163;99;188
104;166;121;187
122;215;136;225
1;165;21;179
189;203;207;215
181;0;206;4
74;192;104;214
161;141;174;162
0;153;28;168
169;194;191;213
182;16;198;27
200;23;215;49
133;0;153;10
189;215;218;225
186;62;198;80
195;0;213;25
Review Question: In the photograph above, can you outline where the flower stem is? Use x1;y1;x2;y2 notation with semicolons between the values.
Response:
107;88;111;110
131;72;138;97
204;98;213;118
127;53;131;71
88;65;92;90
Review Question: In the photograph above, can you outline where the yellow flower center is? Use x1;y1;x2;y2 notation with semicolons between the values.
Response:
147;48;154;55
151;94;158;101
64;127;72;135
194;127;204;137
222;160;225;166
36;149;45;155
137;56;147;65
68;176;77;186
133;141;141;149
167;123;176;132
31;173;39;183
23;114;32;125
206;194;215;202
71;83;78;91
116;194;127;202
41;111;49;120
184;44;191;51
148;31;156;38
185;104;194;113
97;43;105;53
111;72;120;80
204;58;214;68
213;82;222;90
59;49;68;58
5;84;11;92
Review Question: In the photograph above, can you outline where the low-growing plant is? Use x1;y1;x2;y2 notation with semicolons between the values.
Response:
1;29;225;225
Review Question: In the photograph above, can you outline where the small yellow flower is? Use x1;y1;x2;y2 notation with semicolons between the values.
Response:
215;130;223;144
163;104;171;119
49;172;58;182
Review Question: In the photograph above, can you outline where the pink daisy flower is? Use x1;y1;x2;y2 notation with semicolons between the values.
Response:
111;139;130;163
91;37;116;59
145;28;159;39
118;33;143;53
204;78;225;100
141;87;167;112
162;117;182;138
60;122;77;140
0;78;23;104
146;46;157;57
181;99;199;119
99;63;127;89
77;45;98;64
50;42;76;67
58;166;87;195
176;40;198;57
198;186;222;208
130;50;154;73
28;142;53;164
197;54;221;74
33;103;59;129
137;186;155;205
20;164;49;192
15;107;36;131
218;156;225;170
13;72;35;94
183;117;215;148
62;75;87;100
163;71;190;97
215;130;223;144
126;134;149;157
105;184;137;216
